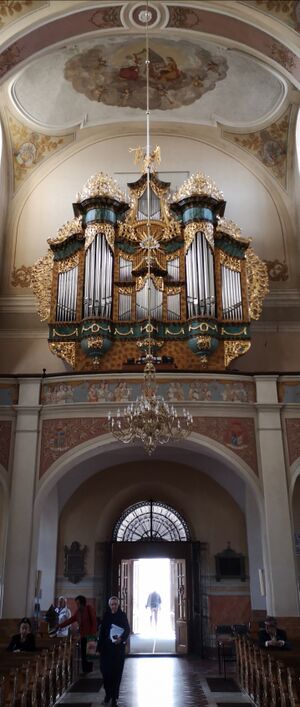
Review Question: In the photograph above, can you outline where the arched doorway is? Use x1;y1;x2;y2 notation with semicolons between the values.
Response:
110;500;203;656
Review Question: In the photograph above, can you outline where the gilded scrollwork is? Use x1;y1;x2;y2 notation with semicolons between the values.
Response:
49;342;76;368
48;217;83;245
172;172;224;202
75;172;125;203
119;286;133;295
224;341;251;367
135;274;164;291
184;222;214;253
216;217;248;243
196;336;212;350
219;250;241;272
166;286;181;295
85;223;115;251
57;253;80;272
30;251;54;321
87;336;104;349
246;247;269;320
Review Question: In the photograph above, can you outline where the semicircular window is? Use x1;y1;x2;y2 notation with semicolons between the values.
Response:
113;501;191;542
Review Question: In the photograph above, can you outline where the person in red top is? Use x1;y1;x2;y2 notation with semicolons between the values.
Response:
58;594;97;673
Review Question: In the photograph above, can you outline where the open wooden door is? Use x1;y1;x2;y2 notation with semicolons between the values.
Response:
171;558;188;654
119;559;133;652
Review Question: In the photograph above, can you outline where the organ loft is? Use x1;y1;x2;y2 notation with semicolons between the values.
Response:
31;161;268;372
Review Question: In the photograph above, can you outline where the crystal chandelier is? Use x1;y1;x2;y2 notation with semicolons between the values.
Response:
107;2;193;455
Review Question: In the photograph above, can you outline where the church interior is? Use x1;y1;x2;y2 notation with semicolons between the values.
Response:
1;0;300;705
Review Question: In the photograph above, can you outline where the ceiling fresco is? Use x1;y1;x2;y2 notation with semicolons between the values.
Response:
240;0;300;31
10;36;285;129
0;0;46;29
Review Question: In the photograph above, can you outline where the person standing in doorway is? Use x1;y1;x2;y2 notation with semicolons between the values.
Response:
57;594;97;673
146;590;161;627
97;596;130;707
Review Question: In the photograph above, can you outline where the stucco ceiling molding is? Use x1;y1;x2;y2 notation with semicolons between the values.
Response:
0;2;300;88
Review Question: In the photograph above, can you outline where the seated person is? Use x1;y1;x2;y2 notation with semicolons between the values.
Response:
7;617;36;652
258;616;290;650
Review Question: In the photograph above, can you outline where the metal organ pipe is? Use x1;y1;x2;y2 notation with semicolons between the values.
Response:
56;267;78;321
222;266;243;320
185;230;215;318
83;233;113;319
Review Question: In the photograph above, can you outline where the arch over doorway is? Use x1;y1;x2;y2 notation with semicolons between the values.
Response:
113;500;191;542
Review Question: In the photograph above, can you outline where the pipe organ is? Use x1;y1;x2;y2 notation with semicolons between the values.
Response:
31;169;268;371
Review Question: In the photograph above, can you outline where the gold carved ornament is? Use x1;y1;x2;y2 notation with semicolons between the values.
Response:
87;336;103;350
224;341;251;368
57;252;80;273
85;223;115;252
135;274;164;292
219;250;241;272
75;172;125;203
196;336;212;351
246;248;269;319
166;286;181;296
47;217;83;245
184;222;214;253
30;251;54;321
216;217;250;245
119;286;133;295
49;342;76;368
172;172;224;202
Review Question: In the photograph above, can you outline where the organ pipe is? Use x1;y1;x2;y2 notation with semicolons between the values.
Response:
186;231;215;318
56;266;78;321
83;233;113;318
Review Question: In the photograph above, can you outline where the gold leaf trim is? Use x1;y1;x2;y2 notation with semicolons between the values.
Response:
49;342;76;368
135;274;164;291
216;217;249;243
165;327;185;336
57;253;80;272
48;217;83;245
172;172;223;201
115;327;134;335
219;251;241;272
246;247;269;320
85;223;115;251
188;322;217;332
221;327;248;336
76;172;125;202
224;340;251;367
87;336;103;349
119;286;133;295
52;328;78;337
82;323;111;333
30;251;54;321
184;222;214;253
166;286;181;295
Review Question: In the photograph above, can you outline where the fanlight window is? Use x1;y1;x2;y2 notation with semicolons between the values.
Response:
113;500;191;542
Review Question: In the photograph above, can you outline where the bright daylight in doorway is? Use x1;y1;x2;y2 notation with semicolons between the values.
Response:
131;558;175;654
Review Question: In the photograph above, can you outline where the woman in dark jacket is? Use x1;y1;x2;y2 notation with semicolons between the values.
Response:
7;618;36;652
97;597;130;707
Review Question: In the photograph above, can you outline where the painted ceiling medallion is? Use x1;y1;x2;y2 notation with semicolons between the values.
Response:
64;38;228;111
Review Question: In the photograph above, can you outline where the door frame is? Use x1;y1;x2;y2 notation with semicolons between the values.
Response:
111;541;194;653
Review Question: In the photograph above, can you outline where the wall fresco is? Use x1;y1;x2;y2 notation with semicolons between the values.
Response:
0;384;18;405
0;421;12;471
7;113;74;191
40;378;256;405
223;108;291;188
39;414;258;477
64;38;228;111
0;1;46;29
286;418;300;464
242;1;300;32
278;382;300;403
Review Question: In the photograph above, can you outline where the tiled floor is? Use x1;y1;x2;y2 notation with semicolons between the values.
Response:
58;656;253;707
